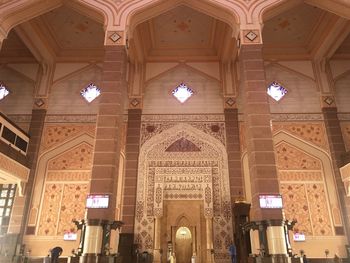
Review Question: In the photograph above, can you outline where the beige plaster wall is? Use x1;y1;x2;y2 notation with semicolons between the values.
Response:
0;66;35;115
265;63;320;113
48;65;102;115
143;65;223;114
334;72;350;113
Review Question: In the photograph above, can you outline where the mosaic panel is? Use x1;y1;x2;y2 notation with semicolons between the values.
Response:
275;142;321;170
57;184;88;235
280;184;312;235
306;184;332;236
273;122;328;150
37;184;63;235
48;143;93;170
40;124;95;153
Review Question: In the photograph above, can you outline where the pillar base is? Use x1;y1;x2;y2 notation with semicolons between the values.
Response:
78;254;121;263
249;254;298;263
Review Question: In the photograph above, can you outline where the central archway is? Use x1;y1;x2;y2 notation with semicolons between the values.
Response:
134;123;233;263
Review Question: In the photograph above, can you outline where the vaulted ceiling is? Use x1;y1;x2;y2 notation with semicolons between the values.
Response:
0;3;349;63
262;3;350;59
131;5;235;62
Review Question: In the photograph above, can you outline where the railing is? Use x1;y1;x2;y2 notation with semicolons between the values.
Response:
0;112;29;155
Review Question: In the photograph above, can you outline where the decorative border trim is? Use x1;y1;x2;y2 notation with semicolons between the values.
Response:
45;115;97;123
338;113;350;121
238;113;324;122
141;114;225;122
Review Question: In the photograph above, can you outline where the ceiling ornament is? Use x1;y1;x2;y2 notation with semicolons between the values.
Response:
245;31;258;42
225;97;235;107
110;32;122;43
323;96;335;106
34;98;45;108
130;98;140;107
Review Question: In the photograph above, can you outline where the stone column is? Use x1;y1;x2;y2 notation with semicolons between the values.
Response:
205;217;214;263
153;217;162;263
224;108;244;201
82;45;127;262
18;109;46;239
121;109;142;233
240;43;282;220
240;43;288;261
322;106;350;240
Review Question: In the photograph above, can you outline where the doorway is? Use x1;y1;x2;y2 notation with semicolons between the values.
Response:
175;227;192;263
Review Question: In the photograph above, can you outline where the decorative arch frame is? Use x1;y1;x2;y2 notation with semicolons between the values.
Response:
28;133;94;227
125;0;241;39
134;122;233;254
242;130;343;230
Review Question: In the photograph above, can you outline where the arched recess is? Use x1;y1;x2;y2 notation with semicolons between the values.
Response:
28;133;94;227
0;0;108;41
134;123;233;255
125;0;241;39
243;130;343;229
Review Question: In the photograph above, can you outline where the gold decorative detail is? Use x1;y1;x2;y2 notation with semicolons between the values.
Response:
38;184;63;235
275;142;321;170
41;124;95;153
273;122;328;151
46;171;91;181
57;184;88;235
48;143;93;170
278;171;323;181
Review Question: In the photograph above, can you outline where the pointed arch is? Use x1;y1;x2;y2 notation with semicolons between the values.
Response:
125;0;240;39
0;0;108;40
28;133;94;226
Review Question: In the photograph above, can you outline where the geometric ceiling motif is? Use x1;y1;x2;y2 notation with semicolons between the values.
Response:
263;4;325;53
40;6;104;50
151;5;215;49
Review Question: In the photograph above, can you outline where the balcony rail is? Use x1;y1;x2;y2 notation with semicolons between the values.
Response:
0;112;29;155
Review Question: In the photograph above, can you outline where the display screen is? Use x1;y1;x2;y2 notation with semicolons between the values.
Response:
259;195;283;208
293;233;305;242
63;232;77;241
86;194;109;208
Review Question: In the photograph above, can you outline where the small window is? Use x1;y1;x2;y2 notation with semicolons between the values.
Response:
172;83;193;103
0;84;9;101
2;126;16;144
267;81;288;101
15;136;28;152
81;83;101;103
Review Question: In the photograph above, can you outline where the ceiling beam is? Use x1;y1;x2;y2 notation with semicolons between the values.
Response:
310;16;350;59
14;20;55;64
305;0;350;19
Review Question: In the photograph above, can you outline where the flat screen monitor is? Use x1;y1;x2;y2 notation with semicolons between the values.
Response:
63;232;77;241
293;233;305;242
86;194;109;208
259;195;283;209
